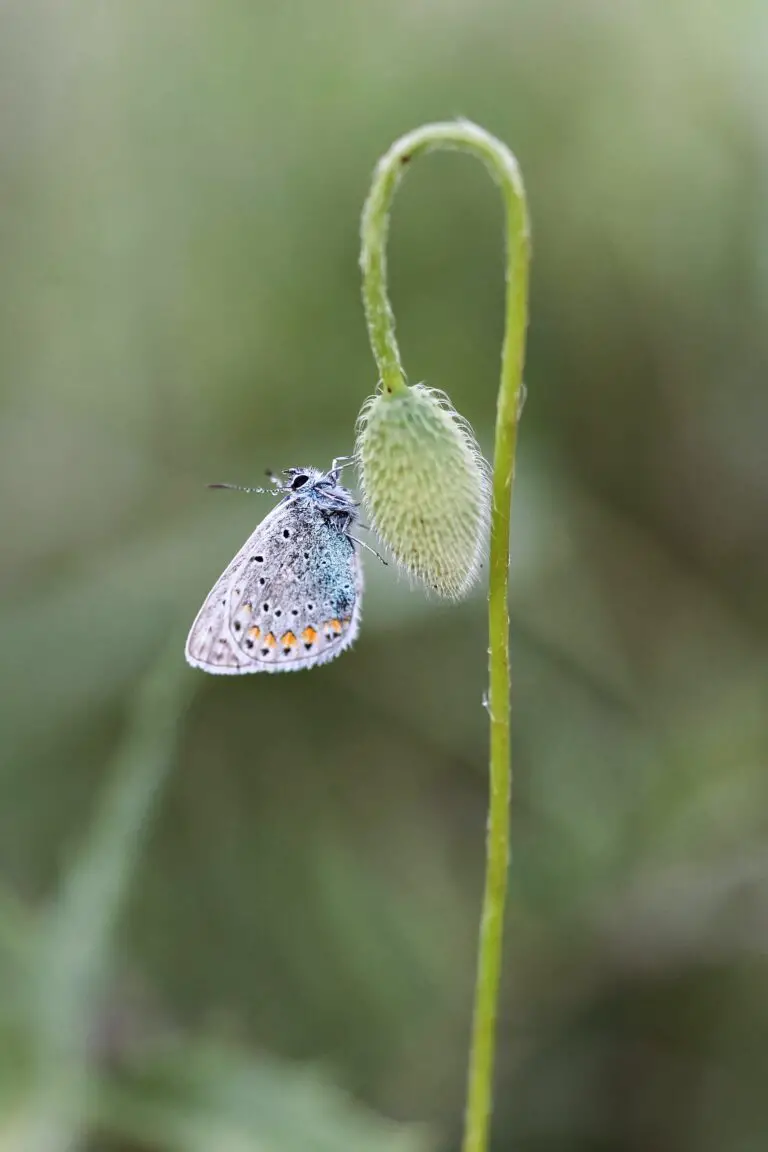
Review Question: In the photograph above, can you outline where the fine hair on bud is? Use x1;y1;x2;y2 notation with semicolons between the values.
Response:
356;384;490;599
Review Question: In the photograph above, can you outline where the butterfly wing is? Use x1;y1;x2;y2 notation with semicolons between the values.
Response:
185;500;362;675
184;515;271;674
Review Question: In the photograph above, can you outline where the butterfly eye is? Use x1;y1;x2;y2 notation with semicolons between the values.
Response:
290;474;309;490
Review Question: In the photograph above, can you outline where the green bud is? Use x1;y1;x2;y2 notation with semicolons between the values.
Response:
356;384;490;599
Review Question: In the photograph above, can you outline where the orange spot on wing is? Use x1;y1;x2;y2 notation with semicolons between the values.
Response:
302;626;317;646
330;618;342;634
264;631;277;648
281;631;297;648
247;626;261;640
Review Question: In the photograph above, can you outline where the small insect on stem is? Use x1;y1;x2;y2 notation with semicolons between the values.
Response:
187;462;365;675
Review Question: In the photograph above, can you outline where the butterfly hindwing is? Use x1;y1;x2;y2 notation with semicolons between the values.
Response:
228;502;362;672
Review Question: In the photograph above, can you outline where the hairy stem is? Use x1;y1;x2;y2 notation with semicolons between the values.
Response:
360;120;530;1152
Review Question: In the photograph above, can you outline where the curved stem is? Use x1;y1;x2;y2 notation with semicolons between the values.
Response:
360;121;530;1152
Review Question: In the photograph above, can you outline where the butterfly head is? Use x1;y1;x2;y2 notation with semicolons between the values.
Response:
277;462;357;517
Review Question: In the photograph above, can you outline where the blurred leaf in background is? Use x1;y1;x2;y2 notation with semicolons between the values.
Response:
0;0;767;1149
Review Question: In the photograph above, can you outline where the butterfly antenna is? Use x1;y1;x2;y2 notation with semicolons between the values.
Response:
207;483;271;494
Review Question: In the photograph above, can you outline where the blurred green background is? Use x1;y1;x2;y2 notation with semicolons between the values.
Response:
1;1;767;1149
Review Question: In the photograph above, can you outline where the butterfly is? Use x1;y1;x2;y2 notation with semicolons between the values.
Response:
185;460;364;673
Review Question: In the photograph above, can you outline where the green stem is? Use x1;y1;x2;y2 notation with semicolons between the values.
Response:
360;121;530;1152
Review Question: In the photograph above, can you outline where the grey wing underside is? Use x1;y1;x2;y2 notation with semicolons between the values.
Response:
185;503;362;674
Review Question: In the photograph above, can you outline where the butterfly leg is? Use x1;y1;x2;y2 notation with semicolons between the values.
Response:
345;533;387;565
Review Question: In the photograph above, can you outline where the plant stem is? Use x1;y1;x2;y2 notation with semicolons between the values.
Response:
360;121;530;1152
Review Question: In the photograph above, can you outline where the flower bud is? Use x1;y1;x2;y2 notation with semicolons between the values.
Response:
356;384;490;598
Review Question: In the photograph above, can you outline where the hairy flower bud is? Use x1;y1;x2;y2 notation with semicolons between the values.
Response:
356;384;490;599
